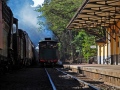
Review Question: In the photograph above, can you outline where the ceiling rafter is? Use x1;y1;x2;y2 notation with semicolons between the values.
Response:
66;0;120;37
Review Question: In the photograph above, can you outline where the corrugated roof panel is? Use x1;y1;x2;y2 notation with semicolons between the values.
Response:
67;0;120;30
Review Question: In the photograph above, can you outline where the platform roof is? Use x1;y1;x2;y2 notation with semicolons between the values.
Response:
66;0;120;36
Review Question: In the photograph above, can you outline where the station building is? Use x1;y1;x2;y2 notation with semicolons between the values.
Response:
66;0;120;65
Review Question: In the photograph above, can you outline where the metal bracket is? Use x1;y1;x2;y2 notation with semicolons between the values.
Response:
114;24;120;37
115;24;120;30
108;26;116;40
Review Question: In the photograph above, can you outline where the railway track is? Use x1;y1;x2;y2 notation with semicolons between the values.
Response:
58;68;120;90
56;68;100;90
0;68;53;90
45;67;113;90
45;68;57;90
0;67;84;90
0;67;118;90
45;68;83;90
45;68;101;90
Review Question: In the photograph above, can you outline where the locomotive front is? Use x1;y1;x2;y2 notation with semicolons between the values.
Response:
39;38;58;66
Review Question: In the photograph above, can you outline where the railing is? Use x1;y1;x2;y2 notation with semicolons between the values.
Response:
103;57;111;64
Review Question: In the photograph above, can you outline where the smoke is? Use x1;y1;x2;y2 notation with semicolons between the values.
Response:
7;0;55;46
19;4;39;28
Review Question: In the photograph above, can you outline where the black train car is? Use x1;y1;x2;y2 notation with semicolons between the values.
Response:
12;29;25;68
0;0;18;72
39;38;58;66
23;31;35;66
12;29;36;68
0;0;36;72
31;42;37;66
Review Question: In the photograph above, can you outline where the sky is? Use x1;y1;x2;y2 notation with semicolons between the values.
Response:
7;0;56;46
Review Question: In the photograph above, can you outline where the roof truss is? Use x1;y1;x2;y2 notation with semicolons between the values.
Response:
66;0;120;37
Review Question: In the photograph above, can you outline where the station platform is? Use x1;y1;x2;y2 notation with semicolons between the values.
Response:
63;64;120;88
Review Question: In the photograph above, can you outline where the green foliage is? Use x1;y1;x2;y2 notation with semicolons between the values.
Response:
72;30;97;61
57;43;61;51
37;0;97;62
37;0;83;33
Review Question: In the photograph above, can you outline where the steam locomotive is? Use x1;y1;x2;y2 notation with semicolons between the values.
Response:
0;0;36;73
39;38;59;66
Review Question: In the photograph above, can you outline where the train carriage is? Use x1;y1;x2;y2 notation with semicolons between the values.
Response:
39;38;58;66
12;29;36;67
0;0;15;72
24;31;34;66
12;29;26;68
0;0;36;73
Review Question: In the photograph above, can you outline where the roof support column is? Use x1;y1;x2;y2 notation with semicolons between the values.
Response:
110;26;116;65
116;21;120;65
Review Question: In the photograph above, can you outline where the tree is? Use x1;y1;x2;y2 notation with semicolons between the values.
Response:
72;30;97;62
3;0;9;3
37;0;97;62
37;0;83;34
37;0;83;61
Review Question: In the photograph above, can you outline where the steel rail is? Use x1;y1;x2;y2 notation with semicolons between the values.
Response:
56;68;100;90
45;68;57;90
